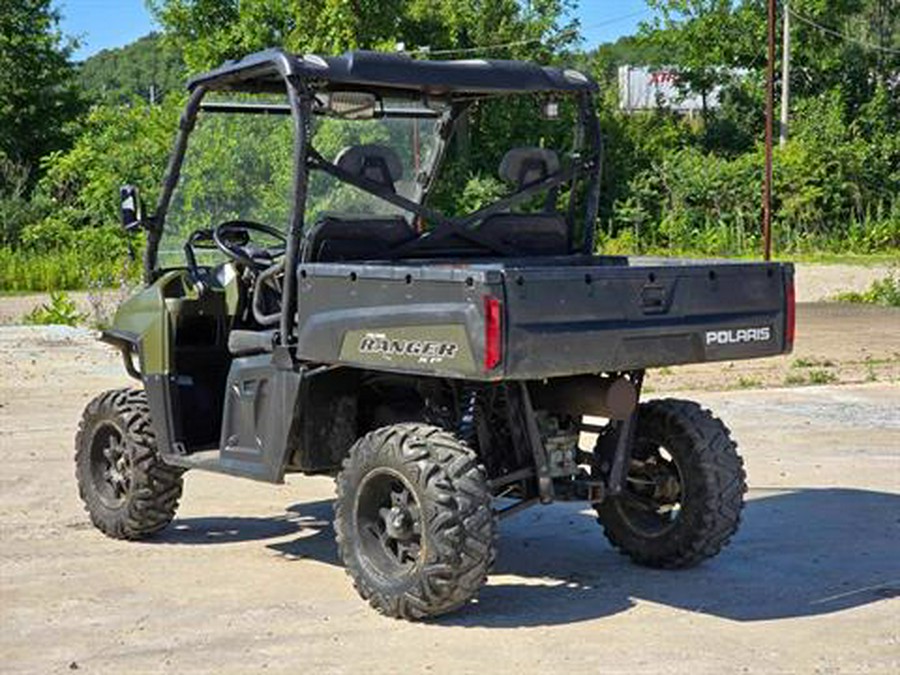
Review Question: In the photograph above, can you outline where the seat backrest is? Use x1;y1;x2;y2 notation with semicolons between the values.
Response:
483;147;568;256
335;144;403;192
303;145;413;262
306;215;416;262
478;213;569;256
499;147;560;188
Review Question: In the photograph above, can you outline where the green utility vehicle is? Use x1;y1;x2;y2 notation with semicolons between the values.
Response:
76;50;795;620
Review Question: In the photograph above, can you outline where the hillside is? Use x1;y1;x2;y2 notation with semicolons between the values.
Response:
78;32;184;103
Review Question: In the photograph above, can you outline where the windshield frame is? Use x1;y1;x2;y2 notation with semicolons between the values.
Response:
145;90;454;278
145;66;602;348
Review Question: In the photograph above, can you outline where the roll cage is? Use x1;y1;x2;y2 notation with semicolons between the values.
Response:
145;48;602;349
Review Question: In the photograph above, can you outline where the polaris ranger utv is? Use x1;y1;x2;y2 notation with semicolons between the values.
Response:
76;49;795;620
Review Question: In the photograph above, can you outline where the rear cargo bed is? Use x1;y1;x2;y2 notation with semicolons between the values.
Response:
500;256;793;378
295;255;793;380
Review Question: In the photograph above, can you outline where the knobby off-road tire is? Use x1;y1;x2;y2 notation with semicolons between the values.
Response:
334;423;496;620
595;398;746;569
75;388;183;540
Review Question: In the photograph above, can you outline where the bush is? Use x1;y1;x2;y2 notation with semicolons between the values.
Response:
599;124;899;256
0;156;50;246
0;97;174;292
23;291;87;326
36;97;182;231
834;272;900;307
0;193;50;247
597;82;899;257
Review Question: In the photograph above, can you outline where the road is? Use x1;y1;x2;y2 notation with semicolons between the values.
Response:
1;327;898;673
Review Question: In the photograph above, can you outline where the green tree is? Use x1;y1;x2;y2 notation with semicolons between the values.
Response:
784;0;899;116
148;0;578;73
638;1;764;118
34;95;184;240
78;32;185;104
637;0;900;121
0;0;83;188
585;0;898;255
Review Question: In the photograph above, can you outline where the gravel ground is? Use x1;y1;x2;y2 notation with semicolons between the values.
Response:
0;323;898;674
649;301;900;392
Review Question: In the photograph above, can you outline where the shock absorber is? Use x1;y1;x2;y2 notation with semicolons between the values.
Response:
457;385;479;448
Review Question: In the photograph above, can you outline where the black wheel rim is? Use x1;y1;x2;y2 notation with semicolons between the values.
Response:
616;440;685;537
90;422;131;507
355;469;423;578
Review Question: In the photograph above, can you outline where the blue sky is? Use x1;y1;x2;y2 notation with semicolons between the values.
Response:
57;0;653;62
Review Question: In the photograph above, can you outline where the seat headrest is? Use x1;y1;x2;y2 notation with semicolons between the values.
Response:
499;147;560;187
335;144;403;191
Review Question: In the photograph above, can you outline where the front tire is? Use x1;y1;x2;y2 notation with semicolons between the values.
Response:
335;423;496;620
595;399;746;568
75;388;183;540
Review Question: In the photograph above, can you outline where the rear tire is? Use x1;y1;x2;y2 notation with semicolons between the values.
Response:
595;398;746;568
75;388;183;540
335;423;495;620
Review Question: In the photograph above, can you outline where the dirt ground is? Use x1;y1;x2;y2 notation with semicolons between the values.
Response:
2;261;899;673
650;301;900;392
1;311;899;672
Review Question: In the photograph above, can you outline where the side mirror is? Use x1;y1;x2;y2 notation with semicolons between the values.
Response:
120;184;143;231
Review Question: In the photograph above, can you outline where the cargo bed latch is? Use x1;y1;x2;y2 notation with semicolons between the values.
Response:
640;284;668;314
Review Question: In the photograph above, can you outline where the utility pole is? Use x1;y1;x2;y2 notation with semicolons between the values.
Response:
780;1;791;147
763;0;776;261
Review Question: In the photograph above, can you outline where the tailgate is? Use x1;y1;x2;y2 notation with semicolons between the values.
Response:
501;261;794;379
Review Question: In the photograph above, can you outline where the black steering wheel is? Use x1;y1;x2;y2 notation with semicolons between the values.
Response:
212;220;286;270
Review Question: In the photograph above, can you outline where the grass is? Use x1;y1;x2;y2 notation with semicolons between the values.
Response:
603;232;900;265
785;369;839;386
777;251;900;265
790;357;838;386
0;289;44;297
862;355;900;366
833;272;900;307
737;376;761;388
0;247;139;292
792;357;836;369
808;369;838;385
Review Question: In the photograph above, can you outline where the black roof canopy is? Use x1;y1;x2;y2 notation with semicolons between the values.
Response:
187;49;598;96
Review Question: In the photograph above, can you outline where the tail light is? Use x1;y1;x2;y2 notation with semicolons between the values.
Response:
484;295;502;371
785;277;796;351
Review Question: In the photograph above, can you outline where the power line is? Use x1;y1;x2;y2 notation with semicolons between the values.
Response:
580;9;652;34
789;8;900;55
406;9;650;57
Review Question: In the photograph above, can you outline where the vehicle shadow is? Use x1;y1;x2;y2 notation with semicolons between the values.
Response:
444;487;900;627
155;488;900;627
151;515;305;545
